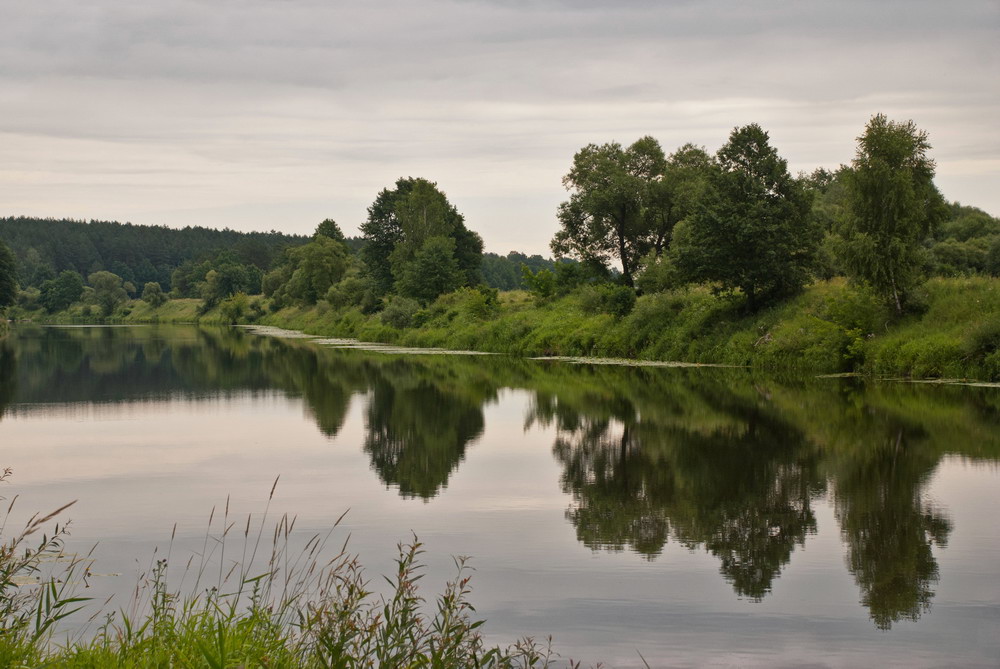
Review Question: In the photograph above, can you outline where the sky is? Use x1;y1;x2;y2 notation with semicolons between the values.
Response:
1;0;997;256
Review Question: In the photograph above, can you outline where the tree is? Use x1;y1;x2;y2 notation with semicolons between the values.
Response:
552;137;666;287
39;270;84;313
0;240;17;309
88;271;128;318
315;219;347;244
644;143;713;259
675;124;817;310
361;177;482;295
284;236;349;304
837;114;947;313
395;236;466;303
142;281;167;308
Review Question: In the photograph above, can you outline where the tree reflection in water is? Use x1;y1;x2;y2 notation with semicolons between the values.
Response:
4;325;997;628
539;381;824;601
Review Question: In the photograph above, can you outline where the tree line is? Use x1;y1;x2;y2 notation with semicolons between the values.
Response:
553;114;1000;314
1;113;999;321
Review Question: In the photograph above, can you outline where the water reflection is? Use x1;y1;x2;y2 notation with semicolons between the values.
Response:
536;375;824;600
3;325;999;629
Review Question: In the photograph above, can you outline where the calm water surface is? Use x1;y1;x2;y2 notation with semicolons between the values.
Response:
1;325;998;668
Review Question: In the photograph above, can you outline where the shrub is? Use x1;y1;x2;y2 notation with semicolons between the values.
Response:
381;296;421;329
219;292;250;323
462;286;501;320
326;276;368;309
579;284;637;317
141;281;167;308
963;316;1000;361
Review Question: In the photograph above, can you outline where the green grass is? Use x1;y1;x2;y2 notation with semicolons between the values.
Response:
245;278;1000;380
0;471;577;668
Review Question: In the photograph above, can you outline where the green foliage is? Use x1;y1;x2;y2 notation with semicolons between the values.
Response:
361;178;483;296
142;281;167;308
480;252;557;290
325;276;370;309
283;236;349;305
578;284;637;318
39;270;84;313
381;296;422;329
314;218;346;244
930;236;994;276
88;271;128;318
635;252;681;293
0;217;306;290
395;236;466;303
675;123;818;310
218;292;250;324
553;136;667;287
458;285;501;320
837;114;948;312
988;238;1000;277
521;265;556;301
0;241;16;309
644;143;713;257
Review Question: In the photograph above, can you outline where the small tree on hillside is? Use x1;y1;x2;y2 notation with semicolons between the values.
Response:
39;270;84;313
88;271;128;318
142;281;167;308
837;114;947;313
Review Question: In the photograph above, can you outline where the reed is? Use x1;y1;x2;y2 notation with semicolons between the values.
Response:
0;471;598;668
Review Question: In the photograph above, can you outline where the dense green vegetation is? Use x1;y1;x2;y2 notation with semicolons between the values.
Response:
0;217;310;290
3;114;1000;379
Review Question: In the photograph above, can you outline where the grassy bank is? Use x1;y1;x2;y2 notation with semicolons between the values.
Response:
26;276;1000;380
249;277;1000;380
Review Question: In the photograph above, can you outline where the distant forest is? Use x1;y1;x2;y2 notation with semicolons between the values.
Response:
0;217;309;289
0;216;556;296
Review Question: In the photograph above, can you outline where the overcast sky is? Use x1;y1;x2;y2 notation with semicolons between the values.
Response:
1;0;997;255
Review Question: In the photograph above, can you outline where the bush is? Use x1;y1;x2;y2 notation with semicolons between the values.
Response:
463;286;500;320
326;276;368;309
141;281;167;308
219;292;250;323
579;284;637;317
963;316;1000;361
636;254;681;294
381;296;421;329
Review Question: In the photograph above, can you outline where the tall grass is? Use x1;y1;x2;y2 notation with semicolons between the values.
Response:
0;471;592;668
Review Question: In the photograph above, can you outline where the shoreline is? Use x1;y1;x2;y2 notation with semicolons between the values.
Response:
16;275;1000;382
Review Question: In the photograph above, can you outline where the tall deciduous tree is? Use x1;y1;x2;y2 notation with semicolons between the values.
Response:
675;124;817;310
39;270;84;313
552;137;667;287
360;177;482;295
88;271;128;318
0;241;17;309
395;236;466;303
645;143;713;259
837;114;947;312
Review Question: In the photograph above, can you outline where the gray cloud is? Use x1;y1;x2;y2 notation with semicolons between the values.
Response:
1;0;997;253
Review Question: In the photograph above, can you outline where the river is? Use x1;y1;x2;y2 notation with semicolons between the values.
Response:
1;324;998;667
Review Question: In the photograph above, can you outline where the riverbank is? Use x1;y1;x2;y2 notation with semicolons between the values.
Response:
257;277;1000;380
24;276;1000;380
